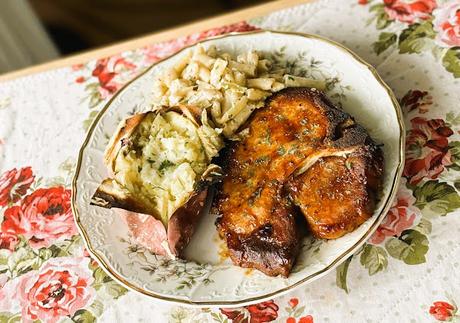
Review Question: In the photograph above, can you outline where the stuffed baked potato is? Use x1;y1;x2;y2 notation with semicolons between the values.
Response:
91;105;223;257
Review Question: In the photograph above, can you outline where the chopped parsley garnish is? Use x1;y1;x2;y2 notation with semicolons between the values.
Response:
345;160;353;171
277;146;286;156
248;186;263;206
262;129;272;145
149;184;166;191
158;160;175;174
253;187;263;198
287;147;298;155
245;179;253;187
275;114;286;122
255;155;270;165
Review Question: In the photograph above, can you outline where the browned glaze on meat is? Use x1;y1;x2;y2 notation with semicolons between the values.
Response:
285;145;383;239
214;87;384;277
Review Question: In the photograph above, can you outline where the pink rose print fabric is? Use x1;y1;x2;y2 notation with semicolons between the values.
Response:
370;179;422;244
429;300;458;321
403;117;453;185
361;0;460;78
0;167;34;207
140;21;259;64
383;0;437;24
90;55;137;99
0;166;126;321
0;257;95;323
0;232;19;253
433;1;460;47
2;186;76;249
400;89;432;114
220;300;279;323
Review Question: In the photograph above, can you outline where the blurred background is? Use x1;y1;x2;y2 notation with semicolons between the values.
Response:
0;0;268;73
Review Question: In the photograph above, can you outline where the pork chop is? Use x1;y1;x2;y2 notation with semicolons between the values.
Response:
214;87;383;276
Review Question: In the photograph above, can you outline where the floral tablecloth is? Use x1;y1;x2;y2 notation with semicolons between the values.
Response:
1;0;459;322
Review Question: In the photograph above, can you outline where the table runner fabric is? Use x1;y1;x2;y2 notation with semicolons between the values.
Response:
0;0;459;321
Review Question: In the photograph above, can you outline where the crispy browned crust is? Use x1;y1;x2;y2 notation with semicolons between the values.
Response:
217;194;301;277
214;87;384;277
286;145;383;239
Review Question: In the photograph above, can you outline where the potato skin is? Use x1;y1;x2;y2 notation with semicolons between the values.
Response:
115;187;208;257
167;187;208;256
91;178;156;216
90;107;212;258
104;113;148;173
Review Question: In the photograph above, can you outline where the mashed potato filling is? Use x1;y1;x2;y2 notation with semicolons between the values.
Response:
112;110;221;225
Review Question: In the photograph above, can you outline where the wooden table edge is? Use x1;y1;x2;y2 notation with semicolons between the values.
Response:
0;0;312;82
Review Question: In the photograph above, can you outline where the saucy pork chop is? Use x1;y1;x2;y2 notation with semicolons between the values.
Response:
214;87;383;277
285;144;383;239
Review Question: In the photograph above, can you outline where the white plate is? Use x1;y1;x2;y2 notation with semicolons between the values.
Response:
72;31;404;307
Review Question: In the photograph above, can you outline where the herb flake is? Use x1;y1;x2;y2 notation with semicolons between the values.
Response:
158;160;175;174
248;186;263;206
262;129;272;145
345;160;353;171
255;155;270;165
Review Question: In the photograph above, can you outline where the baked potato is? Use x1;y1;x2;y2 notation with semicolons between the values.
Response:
91;106;223;257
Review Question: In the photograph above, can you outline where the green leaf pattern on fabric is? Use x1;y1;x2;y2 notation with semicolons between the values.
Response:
365;2;460;78
369;4;392;30
373;32;397;55
7;247;45;278
448;141;460;171
413;180;460;216
385;230;429;265
83;110;100;131
72;309;97;323
0;312;22;323
398;21;436;54
415;218;432;235
336;256;353;293
442;49;460;78
360;244;388;275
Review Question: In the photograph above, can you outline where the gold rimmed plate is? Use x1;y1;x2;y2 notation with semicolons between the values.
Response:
72;30;404;307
